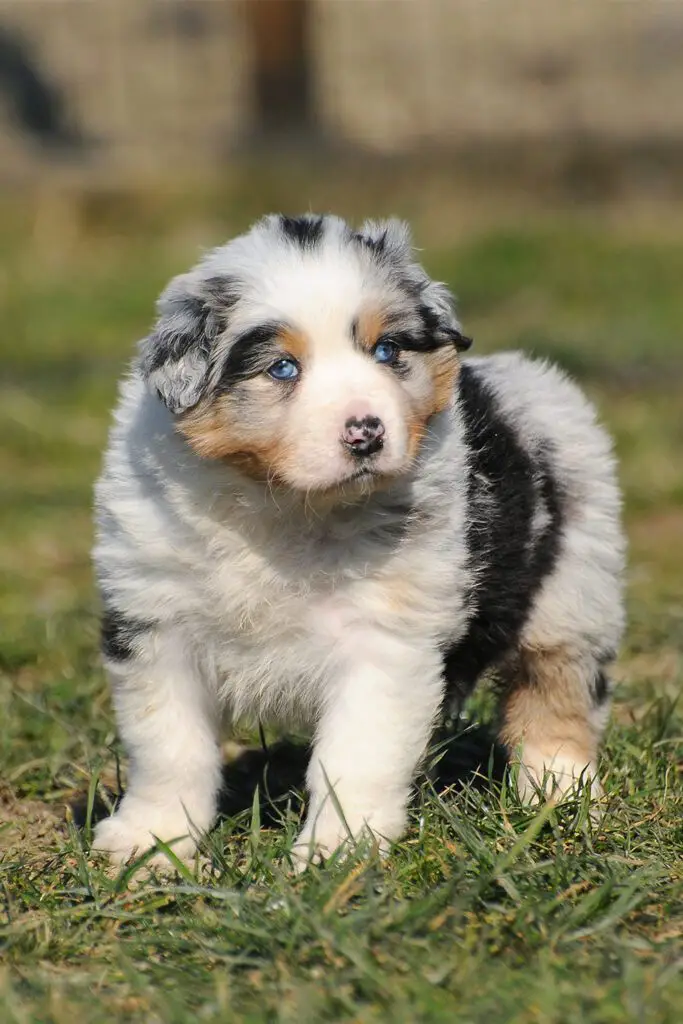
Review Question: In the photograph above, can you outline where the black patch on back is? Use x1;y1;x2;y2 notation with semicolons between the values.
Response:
215;322;288;393
101;606;151;661
279;215;324;248
443;364;565;703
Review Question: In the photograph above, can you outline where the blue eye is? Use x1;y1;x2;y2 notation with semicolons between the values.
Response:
373;340;400;365
267;357;300;381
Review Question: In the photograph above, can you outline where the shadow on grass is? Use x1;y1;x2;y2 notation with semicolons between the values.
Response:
70;721;508;831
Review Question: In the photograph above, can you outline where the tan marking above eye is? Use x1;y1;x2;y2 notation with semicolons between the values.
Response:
354;308;389;352
355;308;461;414
276;326;310;363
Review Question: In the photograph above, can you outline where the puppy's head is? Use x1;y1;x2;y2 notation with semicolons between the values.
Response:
139;214;471;494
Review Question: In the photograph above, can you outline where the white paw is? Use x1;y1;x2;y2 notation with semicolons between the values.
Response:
92;810;198;868
515;747;602;804
290;825;350;872
290;804;396;873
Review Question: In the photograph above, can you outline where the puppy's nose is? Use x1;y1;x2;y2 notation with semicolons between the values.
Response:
341;415;385;457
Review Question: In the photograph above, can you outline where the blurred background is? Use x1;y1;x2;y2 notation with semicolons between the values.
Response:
1;1;682;798
3;0;683;182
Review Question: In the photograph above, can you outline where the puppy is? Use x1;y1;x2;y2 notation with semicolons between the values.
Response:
92;214;625;867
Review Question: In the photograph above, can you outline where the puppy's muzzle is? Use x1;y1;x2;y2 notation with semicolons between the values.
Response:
341;415;385;458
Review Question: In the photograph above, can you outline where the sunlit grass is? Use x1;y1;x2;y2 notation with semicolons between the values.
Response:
1;182;682;1022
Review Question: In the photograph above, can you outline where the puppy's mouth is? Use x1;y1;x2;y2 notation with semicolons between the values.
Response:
333;461;400;495
345;463;381;484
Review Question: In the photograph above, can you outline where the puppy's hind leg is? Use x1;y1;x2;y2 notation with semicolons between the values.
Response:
498;646;612;804
93;617;222;867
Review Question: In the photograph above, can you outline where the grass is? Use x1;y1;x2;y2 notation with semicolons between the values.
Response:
1;174;683;1022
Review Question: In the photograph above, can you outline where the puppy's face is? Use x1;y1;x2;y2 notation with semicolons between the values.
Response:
140;215;471;495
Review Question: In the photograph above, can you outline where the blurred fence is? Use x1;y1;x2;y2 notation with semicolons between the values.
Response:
1;0;683;185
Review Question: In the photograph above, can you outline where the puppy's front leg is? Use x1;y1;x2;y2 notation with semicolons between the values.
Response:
93;626;222;867
294;638;444;866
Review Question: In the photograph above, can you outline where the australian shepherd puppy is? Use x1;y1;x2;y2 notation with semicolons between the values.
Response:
93;214;625;868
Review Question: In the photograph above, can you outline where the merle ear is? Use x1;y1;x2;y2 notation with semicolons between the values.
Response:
138;273;236;414
446;327;474;352
421;278;473;353
356;218;412;261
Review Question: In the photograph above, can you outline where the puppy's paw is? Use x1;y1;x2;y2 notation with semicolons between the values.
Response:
290;810;391;874
92;812;197;869
515;747;603;805
289;829;347;874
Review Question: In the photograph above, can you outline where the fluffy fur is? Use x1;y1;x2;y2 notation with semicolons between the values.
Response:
92;213;625;867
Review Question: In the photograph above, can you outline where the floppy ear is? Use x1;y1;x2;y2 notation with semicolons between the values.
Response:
357;218;413;261
420;278;473;353
358;220;473;353
138;273;236;414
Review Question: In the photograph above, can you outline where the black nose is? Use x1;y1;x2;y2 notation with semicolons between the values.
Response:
341;415;385;457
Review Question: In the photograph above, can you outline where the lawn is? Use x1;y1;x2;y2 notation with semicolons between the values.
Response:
1;173;682;1022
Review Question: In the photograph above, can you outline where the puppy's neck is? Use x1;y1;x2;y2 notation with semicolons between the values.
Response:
219;466;416;544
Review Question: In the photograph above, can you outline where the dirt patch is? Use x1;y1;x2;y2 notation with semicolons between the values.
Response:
0;784;66;858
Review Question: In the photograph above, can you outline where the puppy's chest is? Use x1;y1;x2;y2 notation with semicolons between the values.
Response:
207;534;370;646
204;523;461;666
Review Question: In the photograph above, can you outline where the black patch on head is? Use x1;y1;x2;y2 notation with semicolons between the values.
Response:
215;321;289;393
280;215;324;249
416;302;442;339
351;228;389;260
369;302;471;358
369;309;447;355
373;327;466;359
384;328;443;354
101;606;152;662
442;364;565;704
